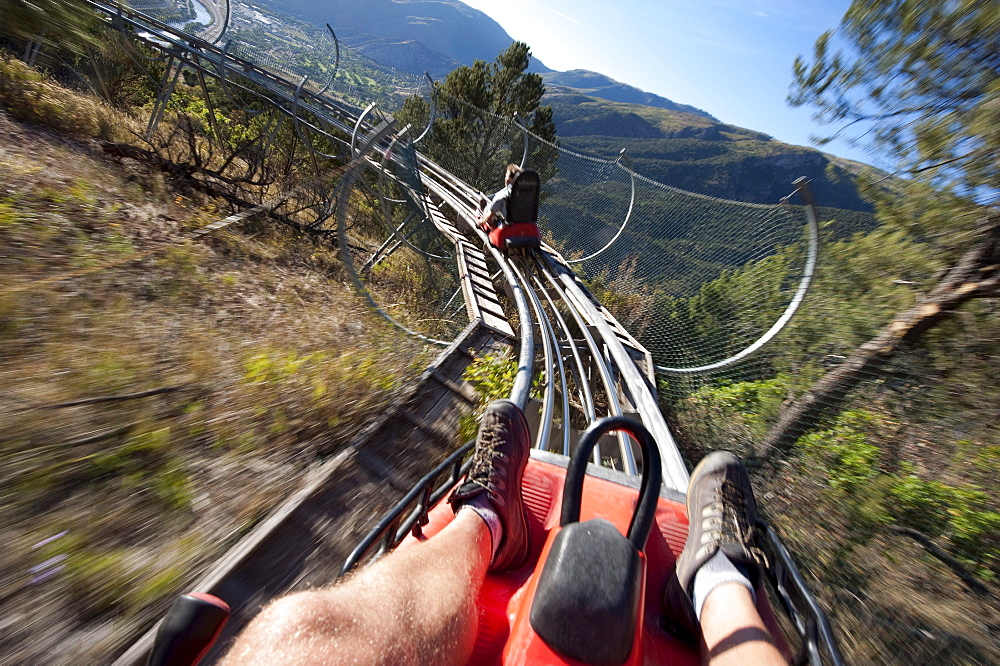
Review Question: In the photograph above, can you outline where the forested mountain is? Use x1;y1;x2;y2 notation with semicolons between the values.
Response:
254;0;876;215
545;87;874;211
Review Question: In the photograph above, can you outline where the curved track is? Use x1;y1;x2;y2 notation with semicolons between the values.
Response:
417;159;690;492
70;5;833;663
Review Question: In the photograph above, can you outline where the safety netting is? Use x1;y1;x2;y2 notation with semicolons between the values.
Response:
412;86;999;666
335;123;467;345
418;87;813;390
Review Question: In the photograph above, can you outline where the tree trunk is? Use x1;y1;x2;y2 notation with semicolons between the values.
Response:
757;220;1000;460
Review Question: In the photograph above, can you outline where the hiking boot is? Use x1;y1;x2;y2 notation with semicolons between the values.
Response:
448;399;531;572
663;451;765;637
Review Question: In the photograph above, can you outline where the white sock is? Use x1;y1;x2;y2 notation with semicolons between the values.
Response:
458;495;502;560
692;550;754;620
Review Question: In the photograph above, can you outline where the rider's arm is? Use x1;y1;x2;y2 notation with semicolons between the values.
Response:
479;189;508;231
478;210;497;231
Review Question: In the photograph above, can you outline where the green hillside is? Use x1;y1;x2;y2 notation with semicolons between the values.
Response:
544;87;877;215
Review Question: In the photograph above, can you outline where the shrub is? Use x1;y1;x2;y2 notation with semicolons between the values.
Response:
673;376;787;458
798;410;881;490
0;53;112;138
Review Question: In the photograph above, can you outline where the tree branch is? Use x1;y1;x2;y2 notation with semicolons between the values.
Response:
39;385;185;409
887;525;993;597
758;219;1000;459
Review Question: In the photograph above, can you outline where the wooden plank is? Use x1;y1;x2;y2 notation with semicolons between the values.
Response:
482;311;515;337
454;244;509;332
467;270;496;293
455;244;483;322
472;292;506;318
468;279;502;302
466;254;490;271
463;247;488;262
396;409;455;447
429;371;479;403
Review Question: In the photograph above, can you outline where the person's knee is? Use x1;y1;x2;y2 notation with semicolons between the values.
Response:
222;592;343;663
254;591;340;639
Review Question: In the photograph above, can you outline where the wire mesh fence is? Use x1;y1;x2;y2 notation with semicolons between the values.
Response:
416;88;814;382
336;134;467;345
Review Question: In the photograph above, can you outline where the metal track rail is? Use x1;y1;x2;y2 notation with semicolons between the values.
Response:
84;8;843;665
416;161;690;493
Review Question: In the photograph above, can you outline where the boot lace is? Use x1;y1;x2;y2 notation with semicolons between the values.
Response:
465;414;510;497
719;480;768;568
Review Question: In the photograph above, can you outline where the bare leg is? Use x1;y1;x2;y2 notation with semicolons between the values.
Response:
221;510;491;666
224;399;530;664
700;583;786;666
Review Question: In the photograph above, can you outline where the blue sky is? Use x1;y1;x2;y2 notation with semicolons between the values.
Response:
460;0;885;168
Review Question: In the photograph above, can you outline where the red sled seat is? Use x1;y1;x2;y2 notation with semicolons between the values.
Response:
489;170;541;251
489;222;541;251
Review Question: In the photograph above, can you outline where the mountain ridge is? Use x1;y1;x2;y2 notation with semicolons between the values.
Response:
253;0;874;212
543;70;716;121
257;0;549;76
542;87;872;211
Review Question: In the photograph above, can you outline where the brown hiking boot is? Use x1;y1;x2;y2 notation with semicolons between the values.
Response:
448;399;531;572
664;451;765;637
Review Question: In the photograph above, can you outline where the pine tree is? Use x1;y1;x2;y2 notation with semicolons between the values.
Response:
766;0;999;455
397;42;558;193
790;0;999;199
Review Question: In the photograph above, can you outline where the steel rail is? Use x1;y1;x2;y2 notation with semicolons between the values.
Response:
418;152;659;477
532;253;636;473
421;161;643;474
511;259;559;452
88;1;372;142
538;252;688;490
531;273;576;456
417;169;537;412
528;268;597;429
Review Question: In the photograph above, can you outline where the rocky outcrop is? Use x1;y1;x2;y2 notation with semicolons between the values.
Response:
558;111;663;138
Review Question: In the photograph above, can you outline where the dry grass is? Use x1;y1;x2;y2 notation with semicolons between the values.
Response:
0;97;434;663
0;53;123;141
